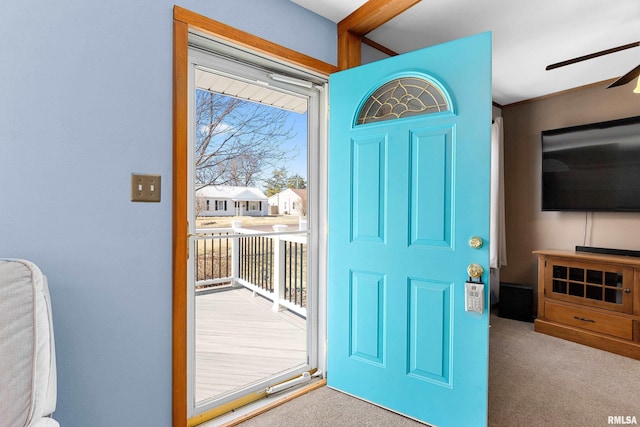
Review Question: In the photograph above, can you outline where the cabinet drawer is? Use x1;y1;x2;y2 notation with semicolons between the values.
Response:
545;300;633;340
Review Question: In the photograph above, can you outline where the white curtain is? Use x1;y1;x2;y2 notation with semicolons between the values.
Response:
490;117;507;269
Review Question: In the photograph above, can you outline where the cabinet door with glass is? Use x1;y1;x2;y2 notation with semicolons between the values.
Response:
544;257;634;313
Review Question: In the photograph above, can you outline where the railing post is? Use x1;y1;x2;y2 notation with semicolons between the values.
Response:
231;220;242;288
271;225;288;312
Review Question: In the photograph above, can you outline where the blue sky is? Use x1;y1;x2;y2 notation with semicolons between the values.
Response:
281;110;308;179
256;109;307;193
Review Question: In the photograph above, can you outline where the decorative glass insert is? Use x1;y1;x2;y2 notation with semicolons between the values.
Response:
550;263;625;307
356;77;449;125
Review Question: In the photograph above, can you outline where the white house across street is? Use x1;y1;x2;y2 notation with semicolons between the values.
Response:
196;185;268;217
268;188;307;216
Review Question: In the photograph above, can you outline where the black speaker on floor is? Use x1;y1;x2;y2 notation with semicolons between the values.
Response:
498;282;534;322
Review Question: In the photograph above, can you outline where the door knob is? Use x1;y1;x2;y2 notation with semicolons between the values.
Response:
469;236;483;249
467;263;484;279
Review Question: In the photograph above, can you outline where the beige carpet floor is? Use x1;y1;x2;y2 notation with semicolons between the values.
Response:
233;313;640;427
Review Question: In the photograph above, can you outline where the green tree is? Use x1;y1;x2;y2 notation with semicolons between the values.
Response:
286;174;307;189
264;170;308;196
263;167;289;197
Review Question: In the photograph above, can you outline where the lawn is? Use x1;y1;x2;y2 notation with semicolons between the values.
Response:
196;214;302;230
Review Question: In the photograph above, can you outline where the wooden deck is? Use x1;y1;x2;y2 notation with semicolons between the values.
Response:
195;287;307;403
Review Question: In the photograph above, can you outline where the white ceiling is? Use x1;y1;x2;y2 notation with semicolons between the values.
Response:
290;0;640;106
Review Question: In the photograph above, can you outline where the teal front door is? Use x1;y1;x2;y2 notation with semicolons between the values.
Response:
328;33;492;427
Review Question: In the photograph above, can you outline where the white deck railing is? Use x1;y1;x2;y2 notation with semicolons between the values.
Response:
193;221;308;317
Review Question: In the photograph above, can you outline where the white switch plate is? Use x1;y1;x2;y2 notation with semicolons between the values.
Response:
131;174;161;202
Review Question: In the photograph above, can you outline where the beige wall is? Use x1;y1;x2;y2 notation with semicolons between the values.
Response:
499;81;640;303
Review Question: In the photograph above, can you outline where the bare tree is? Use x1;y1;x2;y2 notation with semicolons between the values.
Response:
225;155;262;187
195;197;207;216
195;90;297;190
298;192;308;217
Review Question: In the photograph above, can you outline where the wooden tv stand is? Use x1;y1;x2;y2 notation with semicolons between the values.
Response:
533;249;640;360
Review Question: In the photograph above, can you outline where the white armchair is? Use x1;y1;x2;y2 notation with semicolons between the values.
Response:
0;259;59;427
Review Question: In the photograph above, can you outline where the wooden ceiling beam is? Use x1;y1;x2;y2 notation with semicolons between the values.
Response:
362;36;399;57
338;30;362;70
338;0;421;36
337;0;420;70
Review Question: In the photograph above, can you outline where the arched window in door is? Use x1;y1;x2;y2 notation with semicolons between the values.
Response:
356;76;450;125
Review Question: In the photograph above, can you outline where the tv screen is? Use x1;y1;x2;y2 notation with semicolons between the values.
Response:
541;116;640;212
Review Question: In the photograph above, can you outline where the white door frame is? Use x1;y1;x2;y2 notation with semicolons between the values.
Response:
186;32;329;419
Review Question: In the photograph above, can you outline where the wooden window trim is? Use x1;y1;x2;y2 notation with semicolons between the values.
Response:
174;6;338;76
172;17;189;427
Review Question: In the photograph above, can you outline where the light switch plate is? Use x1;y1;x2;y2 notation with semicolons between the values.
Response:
131;174;161;202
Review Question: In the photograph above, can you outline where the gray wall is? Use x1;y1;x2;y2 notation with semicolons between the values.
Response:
0;1;336;426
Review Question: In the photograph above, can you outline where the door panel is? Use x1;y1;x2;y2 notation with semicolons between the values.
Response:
328;33;492;427
351;136;387;242
409;127;452;247
349;270;386;364
408;278;451;385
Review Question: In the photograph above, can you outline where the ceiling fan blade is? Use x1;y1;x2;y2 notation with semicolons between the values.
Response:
607;64;640;88
546;41;639;71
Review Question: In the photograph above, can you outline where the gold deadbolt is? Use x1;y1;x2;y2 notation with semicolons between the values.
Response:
469;236;483;249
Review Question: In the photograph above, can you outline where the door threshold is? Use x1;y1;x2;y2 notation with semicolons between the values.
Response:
200;378;327;427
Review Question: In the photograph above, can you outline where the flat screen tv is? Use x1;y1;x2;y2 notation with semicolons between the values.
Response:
541;116;640;212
